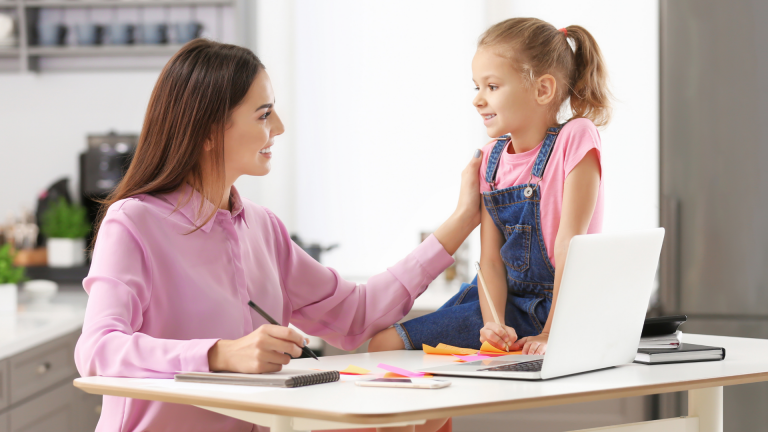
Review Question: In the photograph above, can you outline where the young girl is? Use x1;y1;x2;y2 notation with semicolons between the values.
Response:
369;17;610;356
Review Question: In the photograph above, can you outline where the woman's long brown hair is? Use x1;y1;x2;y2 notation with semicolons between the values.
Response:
91;39;264;249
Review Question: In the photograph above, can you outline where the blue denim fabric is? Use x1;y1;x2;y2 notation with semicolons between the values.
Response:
395;125;564;350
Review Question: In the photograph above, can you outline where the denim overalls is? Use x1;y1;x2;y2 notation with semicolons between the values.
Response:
394;125;564;350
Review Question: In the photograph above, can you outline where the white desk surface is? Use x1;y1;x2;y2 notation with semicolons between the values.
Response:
74;334;768;425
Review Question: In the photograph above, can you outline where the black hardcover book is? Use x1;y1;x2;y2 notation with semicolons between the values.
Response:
641;315;687;338
635;343;726;365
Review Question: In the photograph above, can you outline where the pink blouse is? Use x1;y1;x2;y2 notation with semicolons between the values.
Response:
75;184;454;432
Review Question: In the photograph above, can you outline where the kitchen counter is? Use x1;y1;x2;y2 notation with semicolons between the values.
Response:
0;289;87;361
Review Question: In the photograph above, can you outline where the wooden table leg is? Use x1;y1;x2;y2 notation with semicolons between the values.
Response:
688;386;723;432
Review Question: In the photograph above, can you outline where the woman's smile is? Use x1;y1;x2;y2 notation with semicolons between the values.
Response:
259;145;273;159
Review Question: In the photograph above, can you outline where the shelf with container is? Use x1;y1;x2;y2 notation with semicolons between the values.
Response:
27;43;184;56
0;0;250;72
24;0;235;8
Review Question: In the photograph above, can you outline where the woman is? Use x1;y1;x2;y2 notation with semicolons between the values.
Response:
75;39;481;432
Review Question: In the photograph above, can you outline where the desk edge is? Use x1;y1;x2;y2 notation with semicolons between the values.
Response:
72;371;768;424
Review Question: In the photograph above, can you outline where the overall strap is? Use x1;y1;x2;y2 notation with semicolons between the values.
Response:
484;134;511;190
530;124;565;179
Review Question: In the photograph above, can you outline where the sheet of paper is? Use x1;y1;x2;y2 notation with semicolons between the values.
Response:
423;341;521;356
422;343;478;355
480;341;522;355
339;365;371;375
377;363;428;378
452;354;493;362
383;372;434;378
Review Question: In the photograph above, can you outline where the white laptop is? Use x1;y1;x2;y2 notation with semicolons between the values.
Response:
420;228;665;380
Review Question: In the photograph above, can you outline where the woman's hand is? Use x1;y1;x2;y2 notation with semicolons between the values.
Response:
479;322;518;351
455;149;484;227
513;332;549;355
207;324;307;373
433;150;483;255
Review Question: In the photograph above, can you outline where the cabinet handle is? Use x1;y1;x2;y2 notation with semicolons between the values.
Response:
36;362;51;375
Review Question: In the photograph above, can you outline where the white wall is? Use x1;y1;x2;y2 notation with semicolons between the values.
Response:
285;0;659;278
291;1;488;277
0;71;160;219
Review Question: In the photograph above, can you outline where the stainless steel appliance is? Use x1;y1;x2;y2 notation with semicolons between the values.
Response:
79;131;137;244
659;1;768;429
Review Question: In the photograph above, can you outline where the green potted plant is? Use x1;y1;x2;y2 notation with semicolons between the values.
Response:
41;198;91;268
0;243;25;315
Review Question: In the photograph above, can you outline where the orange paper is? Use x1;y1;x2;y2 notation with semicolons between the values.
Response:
479;341;522;355
422;343;478;356
339;365;371;375
423;342;521;356
384;372;433;378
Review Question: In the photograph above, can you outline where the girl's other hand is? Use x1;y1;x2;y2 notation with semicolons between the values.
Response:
513;332;549;355
208;324;306;373
455;149;484;227
479;322;518;351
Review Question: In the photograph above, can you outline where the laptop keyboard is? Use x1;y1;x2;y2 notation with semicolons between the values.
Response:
480;359;544;372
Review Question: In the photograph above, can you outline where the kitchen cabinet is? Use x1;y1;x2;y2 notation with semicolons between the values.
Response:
2;330;100;432
9;380;76;432
9;332;76;405
0;290;95;431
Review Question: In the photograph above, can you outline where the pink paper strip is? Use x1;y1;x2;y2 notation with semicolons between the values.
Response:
453;354;493;362
376;363;427;378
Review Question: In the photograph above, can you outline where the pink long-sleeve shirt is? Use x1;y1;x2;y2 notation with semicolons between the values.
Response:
75;184;454;432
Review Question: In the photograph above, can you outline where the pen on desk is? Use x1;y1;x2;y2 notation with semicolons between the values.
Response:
247;300;319;361
475;262;509;352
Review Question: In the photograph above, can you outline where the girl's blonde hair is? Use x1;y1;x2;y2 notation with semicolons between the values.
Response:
479;18;611;127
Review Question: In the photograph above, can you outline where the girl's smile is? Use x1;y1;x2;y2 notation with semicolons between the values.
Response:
481;113;497;125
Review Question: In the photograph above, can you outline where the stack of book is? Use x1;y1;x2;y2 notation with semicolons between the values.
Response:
635;315;726;365
638;330;682;349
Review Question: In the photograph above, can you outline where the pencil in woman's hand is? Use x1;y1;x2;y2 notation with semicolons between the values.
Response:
247;300;319;360
475;262;509;352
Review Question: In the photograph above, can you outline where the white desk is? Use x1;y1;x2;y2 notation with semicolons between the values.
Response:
74;334;768;432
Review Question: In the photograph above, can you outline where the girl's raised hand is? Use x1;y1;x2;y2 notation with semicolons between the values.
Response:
479;321;518;351
207;324;307;373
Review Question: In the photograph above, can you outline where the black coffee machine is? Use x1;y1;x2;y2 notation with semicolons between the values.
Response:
79;131;138;245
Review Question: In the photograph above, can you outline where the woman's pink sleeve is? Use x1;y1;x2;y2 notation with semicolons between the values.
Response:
267;210;454;351
74;206;218;378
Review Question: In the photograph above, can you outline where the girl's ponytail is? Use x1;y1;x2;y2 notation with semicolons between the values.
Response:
478;18;612;127
564;25;611;127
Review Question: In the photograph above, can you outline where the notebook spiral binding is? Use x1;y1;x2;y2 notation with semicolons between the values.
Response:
289;370;340;387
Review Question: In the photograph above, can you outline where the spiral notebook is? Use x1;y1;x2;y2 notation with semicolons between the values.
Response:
175;370;340;388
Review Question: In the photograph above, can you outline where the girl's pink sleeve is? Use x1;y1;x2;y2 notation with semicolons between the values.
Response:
267;210;454;351
74;205;218;378
563;118;603;177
